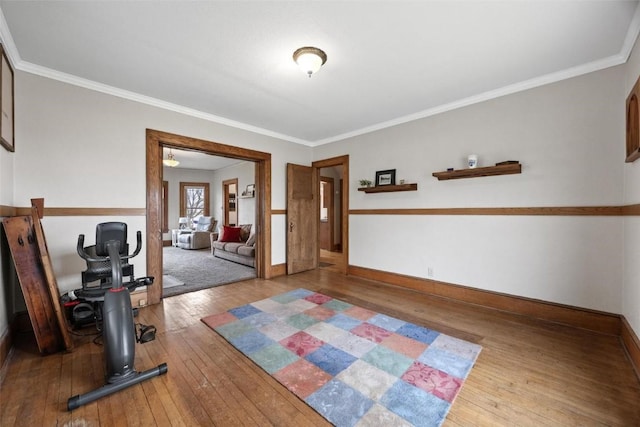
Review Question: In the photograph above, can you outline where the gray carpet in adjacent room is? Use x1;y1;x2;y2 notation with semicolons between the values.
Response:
162;246;256;297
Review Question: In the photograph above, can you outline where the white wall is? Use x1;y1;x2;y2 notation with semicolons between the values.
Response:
315;65;626;315
2;41;639;344
212;161;256;227
7;72;310;300
624;36;640;337
162;166;216;238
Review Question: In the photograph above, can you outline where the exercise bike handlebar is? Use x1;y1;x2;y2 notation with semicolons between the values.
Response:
76;231;143;263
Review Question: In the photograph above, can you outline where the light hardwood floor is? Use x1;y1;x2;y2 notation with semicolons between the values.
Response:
320;248;345;274
1;269;639;426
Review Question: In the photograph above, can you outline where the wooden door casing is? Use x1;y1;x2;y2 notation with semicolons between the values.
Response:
319;176;334;250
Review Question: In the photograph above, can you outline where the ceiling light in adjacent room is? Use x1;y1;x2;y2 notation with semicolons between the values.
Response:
163;148;180;167
293;46;327;78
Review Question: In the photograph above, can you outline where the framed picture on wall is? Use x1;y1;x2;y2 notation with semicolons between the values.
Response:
375;169;396;186
626;74;640;162
0;44;14;152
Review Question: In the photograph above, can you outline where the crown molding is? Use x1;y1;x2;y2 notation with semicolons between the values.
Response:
313;53;628;146
0;7;313;147
313;3;640;146
14;53;627;149
1;4;638;149
18;61;314;147
621;1;640;62
0;6;18;68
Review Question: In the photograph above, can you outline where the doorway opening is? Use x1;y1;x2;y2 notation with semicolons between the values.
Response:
162;155;257;297
146;129;272;305
223;178;239;226
313;155;349;275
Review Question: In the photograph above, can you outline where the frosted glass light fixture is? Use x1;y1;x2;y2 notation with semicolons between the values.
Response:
293;46;327;78
163;148;180;167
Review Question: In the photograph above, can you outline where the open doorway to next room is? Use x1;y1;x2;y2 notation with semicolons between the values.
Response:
161;148;257;297
319;164;345;274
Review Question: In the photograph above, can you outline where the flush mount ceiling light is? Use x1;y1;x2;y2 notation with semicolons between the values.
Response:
293;46;327;78
162;148;180;167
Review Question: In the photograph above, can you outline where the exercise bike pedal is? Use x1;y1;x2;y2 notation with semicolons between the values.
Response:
136;323;157;343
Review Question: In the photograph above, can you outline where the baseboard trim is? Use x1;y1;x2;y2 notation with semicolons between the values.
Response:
621;316;640;379
348;264;640;378
270;263;286;278
0;327;11;373
348;265;621;336
1;312;31;372
130;289;148;307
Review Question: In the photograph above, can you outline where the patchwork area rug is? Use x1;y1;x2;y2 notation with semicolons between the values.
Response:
201;289;481;427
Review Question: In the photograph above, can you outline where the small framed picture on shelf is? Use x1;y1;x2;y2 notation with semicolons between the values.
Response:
375;169;396;186
245;184;255;196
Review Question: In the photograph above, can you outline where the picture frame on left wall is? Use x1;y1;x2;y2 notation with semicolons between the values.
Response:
0;44;14;152
626;73;640;162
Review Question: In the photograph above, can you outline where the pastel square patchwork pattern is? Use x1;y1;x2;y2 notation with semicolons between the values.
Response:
202;289;481;427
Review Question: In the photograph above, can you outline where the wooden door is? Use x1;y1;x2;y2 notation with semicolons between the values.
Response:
287;163;318;274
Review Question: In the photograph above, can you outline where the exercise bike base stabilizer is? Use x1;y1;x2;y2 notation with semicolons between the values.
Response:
67;222;167;411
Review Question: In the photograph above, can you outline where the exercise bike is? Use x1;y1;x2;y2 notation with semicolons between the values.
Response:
66;222;167;411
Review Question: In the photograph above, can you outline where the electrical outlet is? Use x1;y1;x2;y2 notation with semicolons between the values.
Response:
427;267;434;278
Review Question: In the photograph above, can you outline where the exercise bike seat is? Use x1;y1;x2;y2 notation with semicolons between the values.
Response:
75;222;148;299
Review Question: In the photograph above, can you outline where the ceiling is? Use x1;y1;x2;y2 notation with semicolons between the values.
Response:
162;147;244;171
0;1;639;147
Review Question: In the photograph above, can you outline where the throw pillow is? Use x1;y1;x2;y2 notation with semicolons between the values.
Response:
239;224;252;242
220;225;242;242
245;233;256;246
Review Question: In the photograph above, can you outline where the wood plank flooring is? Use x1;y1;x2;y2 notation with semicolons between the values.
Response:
1;269;639;426
319;249;345;274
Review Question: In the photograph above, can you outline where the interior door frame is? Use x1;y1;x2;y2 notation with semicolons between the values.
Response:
222;178;239;226
319;176;334;251
146;129;272;304
312;155;349;274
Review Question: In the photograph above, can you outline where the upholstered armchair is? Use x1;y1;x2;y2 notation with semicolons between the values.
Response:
176;216;217;250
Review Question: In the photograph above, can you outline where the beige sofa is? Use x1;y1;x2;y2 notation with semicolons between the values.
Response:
212;224;255;267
